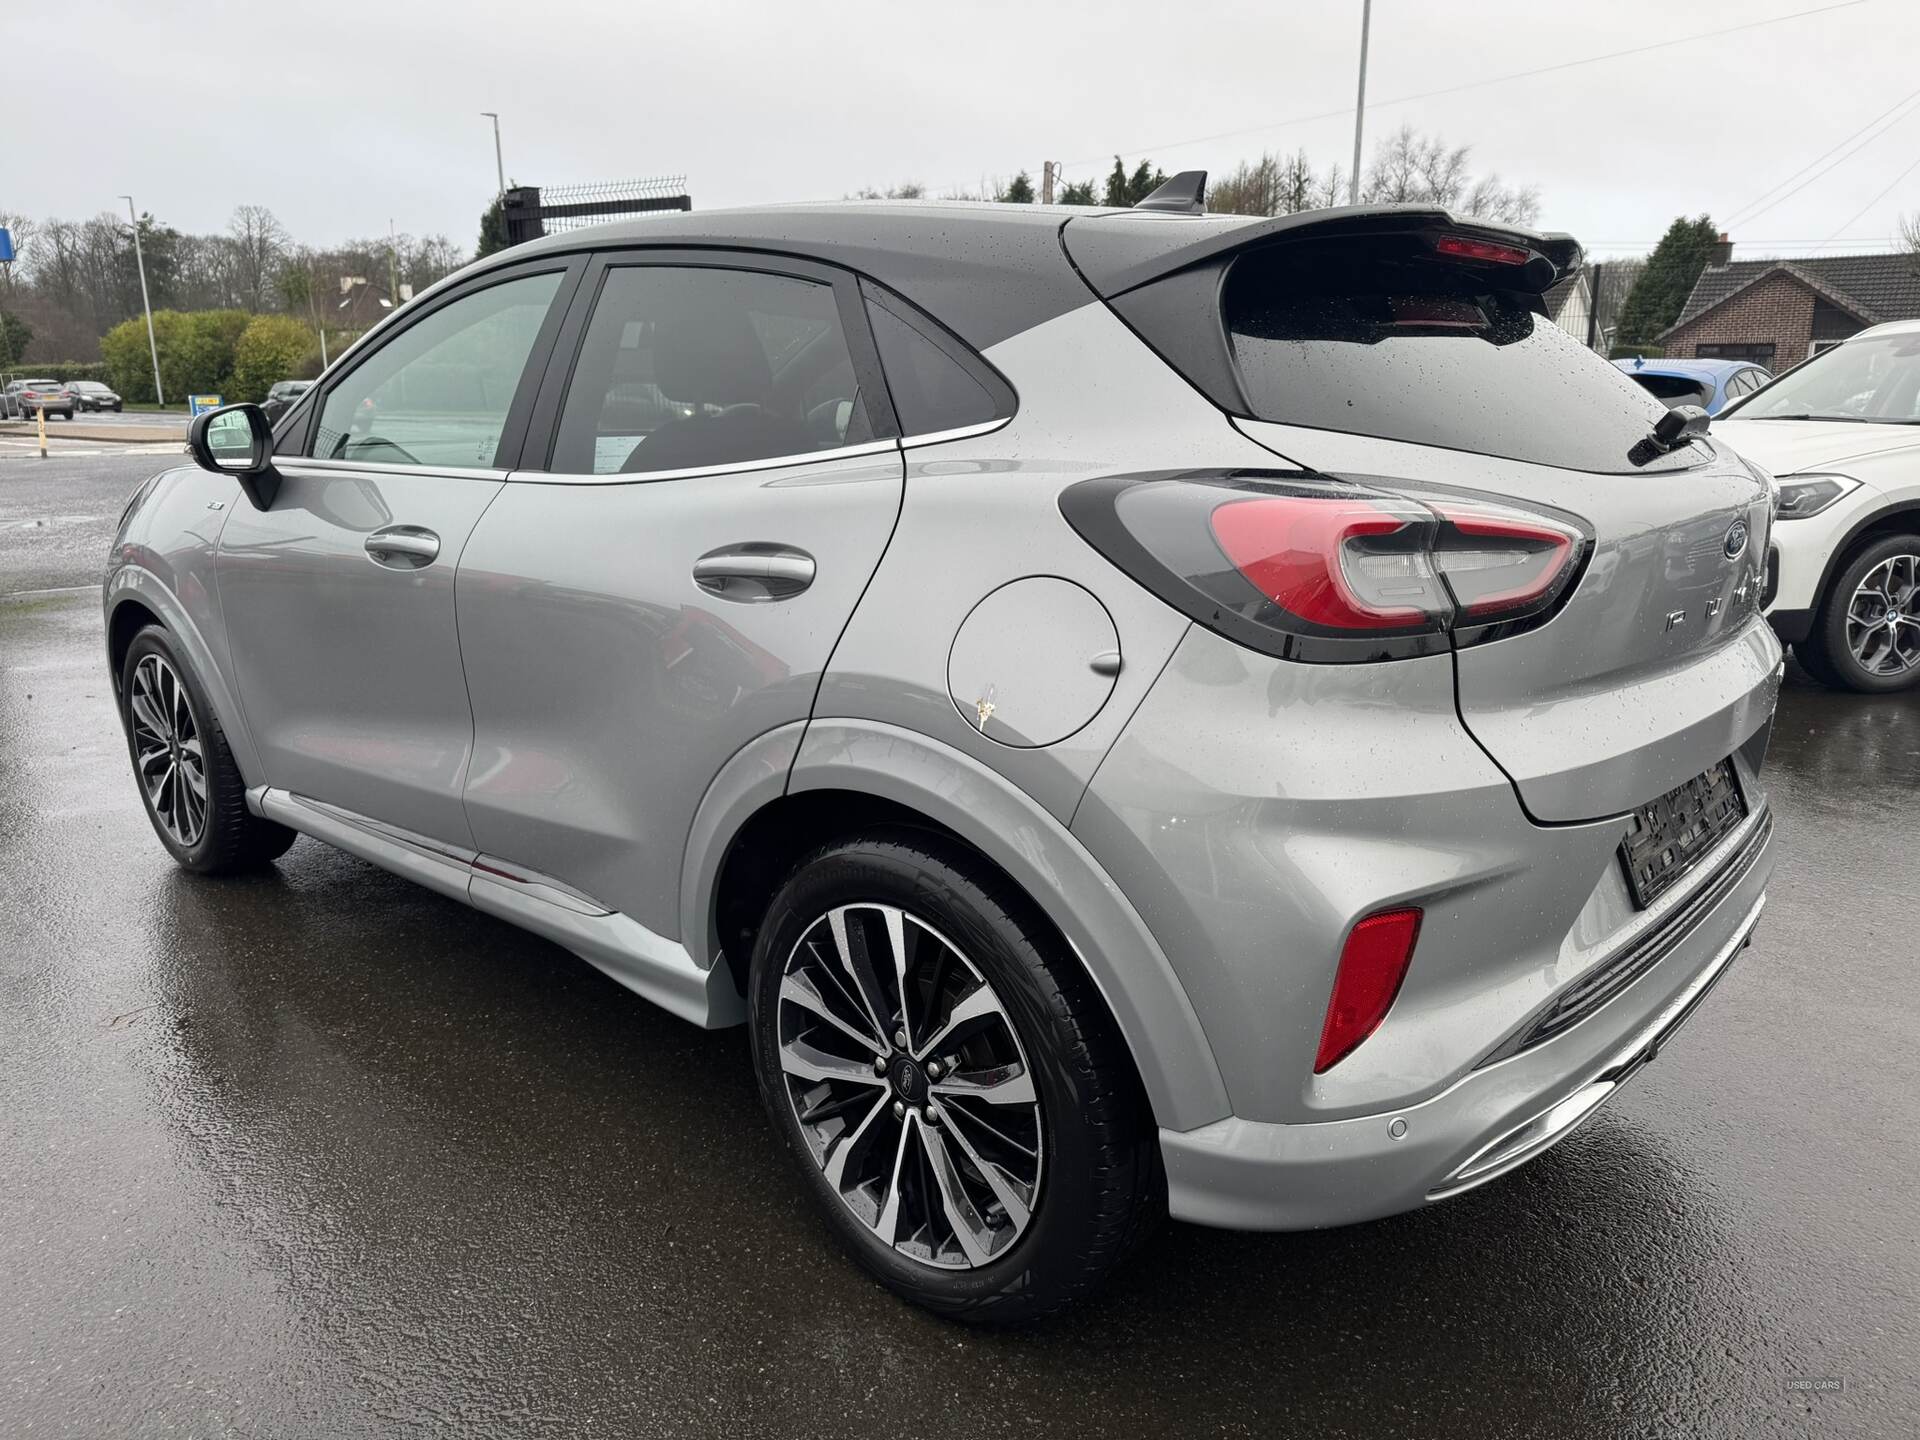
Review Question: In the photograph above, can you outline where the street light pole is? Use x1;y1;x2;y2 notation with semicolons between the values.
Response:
119;194;164;406
481;112;505;196
1347;0;1373;205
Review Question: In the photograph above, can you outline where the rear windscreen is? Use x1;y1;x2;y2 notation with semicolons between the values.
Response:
1222;239;1695;473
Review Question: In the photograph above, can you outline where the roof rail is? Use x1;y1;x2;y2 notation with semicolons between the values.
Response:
1134;170;1207;216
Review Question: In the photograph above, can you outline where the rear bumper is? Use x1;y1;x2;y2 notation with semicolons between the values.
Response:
1158;807;1773;1230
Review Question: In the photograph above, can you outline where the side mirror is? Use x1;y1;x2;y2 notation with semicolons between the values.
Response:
187;403;281;509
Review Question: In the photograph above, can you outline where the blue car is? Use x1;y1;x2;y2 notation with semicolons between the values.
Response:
1613;356;1771;415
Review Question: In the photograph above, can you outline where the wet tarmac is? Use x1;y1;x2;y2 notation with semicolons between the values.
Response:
3;520;1918;1434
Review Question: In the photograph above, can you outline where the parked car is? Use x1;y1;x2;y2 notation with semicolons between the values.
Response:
260;379;312;422
106;199;1780;1323
1715;317;1920;691
1614;355;1771;415
3;378;73;420
69;380;123;413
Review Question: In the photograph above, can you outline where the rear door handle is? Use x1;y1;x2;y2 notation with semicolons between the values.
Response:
692;544;816;602
365;525;440;569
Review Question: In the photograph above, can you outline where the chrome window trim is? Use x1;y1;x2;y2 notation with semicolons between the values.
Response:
509;437;902;486
900;416;1012;449
276;457;510;483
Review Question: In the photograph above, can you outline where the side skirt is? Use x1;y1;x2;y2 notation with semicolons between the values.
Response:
247;786;746;1029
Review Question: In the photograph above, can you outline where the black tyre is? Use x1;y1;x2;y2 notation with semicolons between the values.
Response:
120;625;297;873
748;828;1160;1324
1799;534;1920;693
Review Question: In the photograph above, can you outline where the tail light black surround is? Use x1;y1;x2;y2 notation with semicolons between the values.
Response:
1060;469;1593;664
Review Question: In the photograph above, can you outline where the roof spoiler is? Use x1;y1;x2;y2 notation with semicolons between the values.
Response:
1134;170;1207;216
1065;203;1583;299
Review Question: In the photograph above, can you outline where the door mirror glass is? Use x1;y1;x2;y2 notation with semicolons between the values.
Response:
206;409;258;468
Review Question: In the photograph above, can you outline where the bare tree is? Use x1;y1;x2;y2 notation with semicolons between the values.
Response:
1359;124;1540;225
1210;149;1348;217
1902;213;1920;263
228;205;289;311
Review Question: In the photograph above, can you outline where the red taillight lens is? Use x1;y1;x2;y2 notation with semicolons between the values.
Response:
1433;234;1531;266
1430;504;1582;623
1315;908;1423;1073
1209;495;1447;630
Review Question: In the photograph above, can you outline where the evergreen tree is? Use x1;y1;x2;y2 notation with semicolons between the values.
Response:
477;194;512;259
996;171;1035;204
1614;216;1720;349
1102;157;1168;207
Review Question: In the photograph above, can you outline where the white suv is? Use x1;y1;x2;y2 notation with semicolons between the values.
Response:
1717;318;1920;691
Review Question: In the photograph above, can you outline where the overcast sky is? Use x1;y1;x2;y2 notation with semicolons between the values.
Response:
11;0;1918;261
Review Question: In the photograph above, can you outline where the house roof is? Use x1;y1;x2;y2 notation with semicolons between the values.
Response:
1664;252;1920;337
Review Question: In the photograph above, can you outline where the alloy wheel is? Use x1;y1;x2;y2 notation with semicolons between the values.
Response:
128;653;208;847
775;903;1043;1270
1844;552;1920;678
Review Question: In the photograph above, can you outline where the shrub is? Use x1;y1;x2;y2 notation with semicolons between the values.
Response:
102;313;181;403
101;308;293;403
229;314;320;403
0;361;111;385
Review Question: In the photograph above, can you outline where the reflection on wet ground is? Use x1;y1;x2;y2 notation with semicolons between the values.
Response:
3;592;1915;1436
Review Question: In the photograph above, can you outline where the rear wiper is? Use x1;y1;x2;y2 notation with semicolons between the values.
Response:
1628;403;1709;466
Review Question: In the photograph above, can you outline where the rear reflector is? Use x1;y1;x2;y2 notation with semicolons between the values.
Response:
1433;234;1532;266
1315;908;1423;1073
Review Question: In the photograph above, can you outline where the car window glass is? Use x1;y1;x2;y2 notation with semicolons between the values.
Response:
1222;239;1695;473
864;298;1003;435
550;265;873;475
312;271;561;468
1736;334;1920;422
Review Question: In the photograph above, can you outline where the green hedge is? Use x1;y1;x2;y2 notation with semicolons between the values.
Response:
101;309;321;404
0;361;112;385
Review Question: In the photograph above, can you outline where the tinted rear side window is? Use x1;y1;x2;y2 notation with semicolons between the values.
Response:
1223;239;1692;473
863;284;1014;437
550;265;875;475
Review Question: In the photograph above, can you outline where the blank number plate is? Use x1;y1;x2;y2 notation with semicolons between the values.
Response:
1619;759;1747;909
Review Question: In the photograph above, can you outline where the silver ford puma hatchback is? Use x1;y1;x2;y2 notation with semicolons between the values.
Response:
107;194;1781;1323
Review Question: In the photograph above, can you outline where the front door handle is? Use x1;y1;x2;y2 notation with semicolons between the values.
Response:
692;544;816;602
365;525;440;569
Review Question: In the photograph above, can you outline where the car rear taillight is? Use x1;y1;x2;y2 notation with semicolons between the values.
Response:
1433;234;1531;266
1209;494;1450;631
1315;908;1422;1073
1060;471;1589;663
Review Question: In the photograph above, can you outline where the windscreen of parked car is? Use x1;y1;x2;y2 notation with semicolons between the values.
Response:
1629;373;1714;409
1221;237;1696;472
549;265;874;474
1725;333;1920;423
72;382;109;393
312;271;561;468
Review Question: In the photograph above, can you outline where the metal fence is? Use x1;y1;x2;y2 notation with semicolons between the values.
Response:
501;178;692;245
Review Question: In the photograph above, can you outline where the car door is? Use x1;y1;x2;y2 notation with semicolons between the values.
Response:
454;251;906;940
217;257;580;851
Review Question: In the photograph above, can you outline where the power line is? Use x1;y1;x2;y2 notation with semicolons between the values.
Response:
1724;85;1920;226
1056;0;1869;169
1826;152;1920;238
